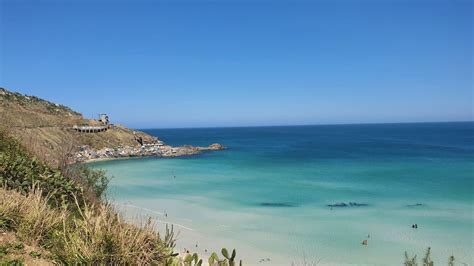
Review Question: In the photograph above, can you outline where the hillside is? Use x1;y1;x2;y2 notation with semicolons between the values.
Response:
0;88;157;166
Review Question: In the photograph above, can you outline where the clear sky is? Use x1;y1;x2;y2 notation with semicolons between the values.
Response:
1;0;472;128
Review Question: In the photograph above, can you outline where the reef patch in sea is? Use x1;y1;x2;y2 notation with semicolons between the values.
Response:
327;202;369;208
259;202;296;207
406;203;423;207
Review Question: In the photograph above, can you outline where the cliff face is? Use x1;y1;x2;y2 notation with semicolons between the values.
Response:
0;88;159;166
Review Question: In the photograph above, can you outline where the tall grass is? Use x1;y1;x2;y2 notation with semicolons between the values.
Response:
0;185;66;247
0;187;173;264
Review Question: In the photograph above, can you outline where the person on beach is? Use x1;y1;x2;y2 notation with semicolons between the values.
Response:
362;239;368;245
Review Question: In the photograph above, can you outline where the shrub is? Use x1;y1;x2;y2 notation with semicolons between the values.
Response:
0;131;82;207
0;130;109;208
62;164;109;200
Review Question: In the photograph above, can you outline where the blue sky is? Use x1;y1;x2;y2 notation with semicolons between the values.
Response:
1;0;472;128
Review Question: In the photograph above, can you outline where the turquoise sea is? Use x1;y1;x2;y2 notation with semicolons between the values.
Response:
90;122;474;265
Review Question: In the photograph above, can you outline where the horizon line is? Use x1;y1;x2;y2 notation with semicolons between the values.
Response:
135;120;474;131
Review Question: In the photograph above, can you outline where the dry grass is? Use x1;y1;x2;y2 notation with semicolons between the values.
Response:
0;187;173;265
0;186;66;246
55;198;171;264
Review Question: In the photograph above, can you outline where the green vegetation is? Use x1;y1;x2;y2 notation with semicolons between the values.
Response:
0;258;24;266
404;247;454;266
62;164;110;200
0;238;42;266
0;130;109;208
0;130;82;207
169;248;242;266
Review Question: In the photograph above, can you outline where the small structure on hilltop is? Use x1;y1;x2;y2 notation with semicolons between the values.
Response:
98;114;109;125
72;113;110;133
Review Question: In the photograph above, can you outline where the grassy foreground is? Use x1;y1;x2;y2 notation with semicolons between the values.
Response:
0;187;173;264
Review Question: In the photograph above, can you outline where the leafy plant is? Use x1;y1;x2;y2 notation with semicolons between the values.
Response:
448;255;455;266
422;247;433;266
0;131;83;207
206;248;242;266
404;251;417;266
221;248;237;266
0;258;24;266
29;251;41;259
404;248;456;266
62;164;109;199
184;253;202;266
0;131;111;210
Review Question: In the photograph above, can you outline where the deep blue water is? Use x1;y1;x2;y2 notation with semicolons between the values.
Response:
141;122;474;203
144;122;474;160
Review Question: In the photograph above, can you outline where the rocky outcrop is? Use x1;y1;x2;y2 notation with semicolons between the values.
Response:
208;143;224;150
74;142;226;162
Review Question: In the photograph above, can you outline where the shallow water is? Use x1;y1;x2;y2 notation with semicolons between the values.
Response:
90;122;474;265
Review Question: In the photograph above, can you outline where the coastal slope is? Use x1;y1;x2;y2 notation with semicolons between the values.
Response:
0;88;223;166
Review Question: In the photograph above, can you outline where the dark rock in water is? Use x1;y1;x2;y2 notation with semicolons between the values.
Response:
327;202;348;207
259;202;294;207
327;202;368;207
406;203;423;207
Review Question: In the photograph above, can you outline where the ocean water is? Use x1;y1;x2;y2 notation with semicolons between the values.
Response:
90;122;474;265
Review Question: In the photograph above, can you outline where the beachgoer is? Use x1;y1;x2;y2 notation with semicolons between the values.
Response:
362;239;368;245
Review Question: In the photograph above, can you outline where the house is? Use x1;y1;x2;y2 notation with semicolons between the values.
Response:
98;114;109;125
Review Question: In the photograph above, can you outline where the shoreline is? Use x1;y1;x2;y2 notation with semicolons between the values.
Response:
75;143;225;164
